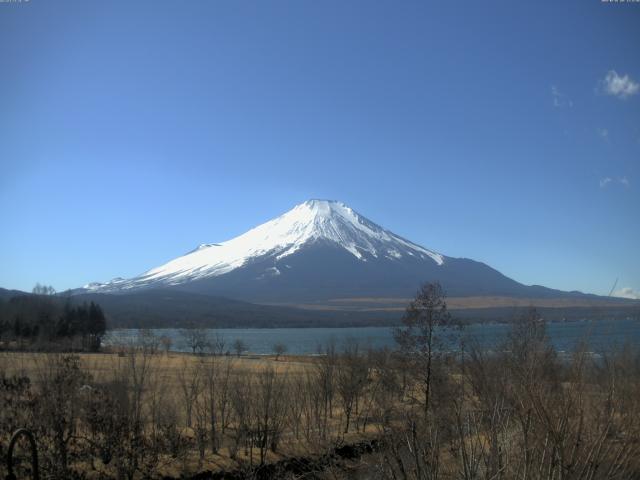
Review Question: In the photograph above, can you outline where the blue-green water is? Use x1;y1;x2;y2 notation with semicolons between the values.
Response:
104;318;640;355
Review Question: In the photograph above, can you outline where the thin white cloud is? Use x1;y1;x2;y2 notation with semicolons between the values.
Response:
600;177;630;188
551;85;573;107
613;287;640;300
600;177;612;188
597;128;609;141
602;70;639;99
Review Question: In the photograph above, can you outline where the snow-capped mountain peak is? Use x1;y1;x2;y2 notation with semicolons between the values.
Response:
84;200;444;292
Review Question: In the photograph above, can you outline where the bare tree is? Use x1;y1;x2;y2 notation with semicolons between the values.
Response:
233;338;247;357
138;329;160;354
159;335;172;355
393;282;457;417
336;339;369;433
208;332;226;356
315;338;337;431
229;369;252;460
253;366;288;464
32;283;56;295
34;354;90;477
176;358;202;428
200;352;235;454
273;342;287;361
180;328;210;355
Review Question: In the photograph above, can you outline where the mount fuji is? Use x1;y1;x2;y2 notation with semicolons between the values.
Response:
81;199;588;304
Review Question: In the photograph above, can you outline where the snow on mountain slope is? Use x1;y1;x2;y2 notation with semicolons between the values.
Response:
85;200;444;292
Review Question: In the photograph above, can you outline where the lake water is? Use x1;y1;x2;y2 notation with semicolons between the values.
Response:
104;318;640;355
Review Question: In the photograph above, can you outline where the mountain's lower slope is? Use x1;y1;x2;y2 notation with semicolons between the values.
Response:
165;239;584;303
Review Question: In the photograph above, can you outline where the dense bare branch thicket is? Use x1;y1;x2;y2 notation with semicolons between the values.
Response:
376;285;640;480
0;284;637;479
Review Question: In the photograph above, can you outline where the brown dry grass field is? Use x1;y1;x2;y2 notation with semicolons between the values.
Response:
0;350;312;379
0;350;382;478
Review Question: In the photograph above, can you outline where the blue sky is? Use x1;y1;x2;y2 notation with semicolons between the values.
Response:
1;0;638;297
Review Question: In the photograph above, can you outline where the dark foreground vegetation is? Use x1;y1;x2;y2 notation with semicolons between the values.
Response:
0;283;638;479
0;285;106;352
